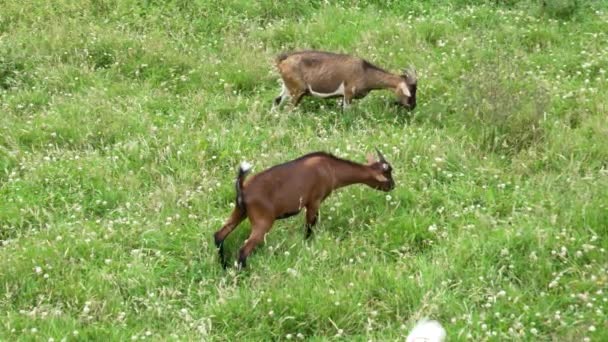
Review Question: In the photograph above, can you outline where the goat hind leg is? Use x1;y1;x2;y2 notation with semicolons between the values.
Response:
291;91;305;108
238;220;273;269
273;82;289;107
281;75;306;108
341;89;354;111
213;208;246;268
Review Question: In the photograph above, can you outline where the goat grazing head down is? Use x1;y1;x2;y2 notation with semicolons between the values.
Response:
273;50;418;111
213;149;395;269
395;67;417;110
366;147;395;191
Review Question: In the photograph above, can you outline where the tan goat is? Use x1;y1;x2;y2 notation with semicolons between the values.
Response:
274;50;417;110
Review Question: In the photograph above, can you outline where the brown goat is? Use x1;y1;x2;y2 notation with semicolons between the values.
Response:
213;150;395;268
274;50;417;110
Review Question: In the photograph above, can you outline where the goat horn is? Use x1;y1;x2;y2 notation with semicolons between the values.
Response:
407;65;417;81
374;147;387;162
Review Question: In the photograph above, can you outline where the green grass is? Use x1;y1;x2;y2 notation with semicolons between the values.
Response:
1;0;607;340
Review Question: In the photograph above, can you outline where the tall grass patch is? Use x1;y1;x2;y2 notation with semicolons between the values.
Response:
457;58;549;154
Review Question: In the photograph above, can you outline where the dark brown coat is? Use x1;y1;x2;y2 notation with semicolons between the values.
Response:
213;150;395;268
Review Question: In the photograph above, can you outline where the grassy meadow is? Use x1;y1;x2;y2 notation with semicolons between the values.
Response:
1;0;607;340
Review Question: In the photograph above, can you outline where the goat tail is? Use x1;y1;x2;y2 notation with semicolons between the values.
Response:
235;161;252;211
275;52;290;65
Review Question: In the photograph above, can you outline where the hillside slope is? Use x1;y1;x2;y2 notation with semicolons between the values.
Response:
1;1;607;340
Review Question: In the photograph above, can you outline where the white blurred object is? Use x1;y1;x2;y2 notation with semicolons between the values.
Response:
240;161;252;172
406;319;446;342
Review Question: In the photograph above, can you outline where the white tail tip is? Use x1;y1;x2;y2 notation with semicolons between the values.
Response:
406;319;446;342
240;161;252;172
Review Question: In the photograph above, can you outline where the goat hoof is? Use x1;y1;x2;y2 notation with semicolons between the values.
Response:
213;234;223;248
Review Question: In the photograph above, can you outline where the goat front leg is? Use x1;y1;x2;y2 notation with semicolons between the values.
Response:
305;202;320;239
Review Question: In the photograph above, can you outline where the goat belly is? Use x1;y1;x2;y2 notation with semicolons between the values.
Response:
276;210;300;220
307;82;345;98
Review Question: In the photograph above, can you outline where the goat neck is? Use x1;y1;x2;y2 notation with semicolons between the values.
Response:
364;68;403;90
329;159;375;189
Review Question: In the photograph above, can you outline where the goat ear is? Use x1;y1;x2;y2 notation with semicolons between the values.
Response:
398;82;411;97
366;153;377;165
375;173;389;182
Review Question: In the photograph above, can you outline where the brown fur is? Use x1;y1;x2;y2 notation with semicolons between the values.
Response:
274;50;417;109
213;151;395;268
